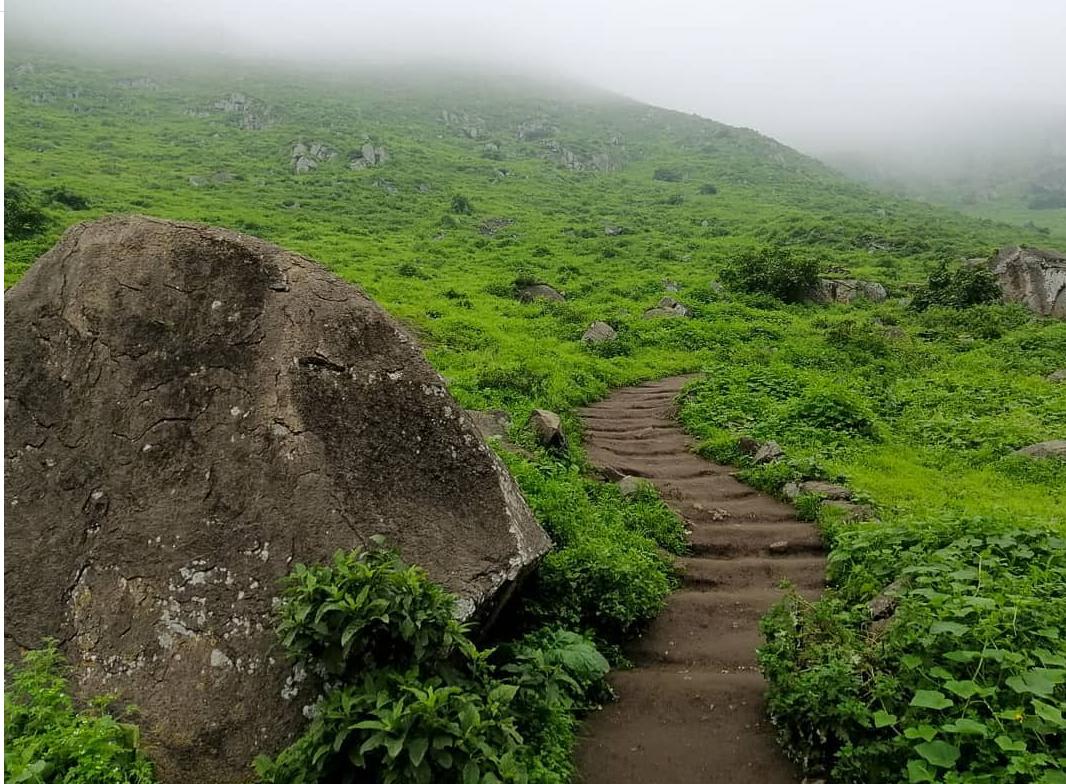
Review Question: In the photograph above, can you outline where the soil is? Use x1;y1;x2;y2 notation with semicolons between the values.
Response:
575;376;824;784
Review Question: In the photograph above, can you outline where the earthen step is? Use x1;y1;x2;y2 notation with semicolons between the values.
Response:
576;668;798;784
687;523;824;557
678;556;826;591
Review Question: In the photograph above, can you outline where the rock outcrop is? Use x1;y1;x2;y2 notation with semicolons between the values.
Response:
349;142;388;170
4;216;550;784
291;141;336;174
806;278;887;305
582;321;617;343
990;246;1066;319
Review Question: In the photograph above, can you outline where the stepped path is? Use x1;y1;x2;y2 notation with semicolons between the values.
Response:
575;376;823;784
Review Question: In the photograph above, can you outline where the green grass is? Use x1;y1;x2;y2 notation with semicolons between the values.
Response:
5;47;1066;784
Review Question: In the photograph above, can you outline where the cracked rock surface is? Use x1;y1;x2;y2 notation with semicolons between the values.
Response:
4;215;550;784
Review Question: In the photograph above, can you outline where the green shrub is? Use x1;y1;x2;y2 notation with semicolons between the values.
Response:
782;387;879;440
698;183;718;195
911;262;1002;311
451;194;474;214
5;182;50;240
274;544;472;677
44;186;91;210
259;544;611;784
652;168;682;182
721;246;820;302
5;642;157;784
760;520;1066;784
256;670;528;784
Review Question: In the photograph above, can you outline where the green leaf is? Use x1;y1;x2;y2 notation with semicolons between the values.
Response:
943;680;980;699
463;760;480;784
873;710;898;728
1006;670;1058;696
408;735;429;767
929;621;968;636
915;740;961;769
994;735;1026;752
1033;700;1066;728
1039;771;1066;784
907;759;935;783
941;718;987;736
910;690;953;710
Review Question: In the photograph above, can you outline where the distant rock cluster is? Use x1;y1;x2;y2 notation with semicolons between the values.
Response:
211;92;270;130
350;142;388;169
290;141;336;174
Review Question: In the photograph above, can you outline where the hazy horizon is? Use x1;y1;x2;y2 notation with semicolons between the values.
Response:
7;0;1066;175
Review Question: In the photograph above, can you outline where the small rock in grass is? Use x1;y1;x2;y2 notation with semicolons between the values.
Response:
1014;440;1066;459
582;321;617;343
753;441;784;464
1047;369;1066;383
530;409;567;451
517;283;564;302
617;475;646;497
822;499;874;521
737;436;761;457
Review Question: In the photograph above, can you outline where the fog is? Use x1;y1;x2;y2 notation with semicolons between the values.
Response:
7;0;1066;176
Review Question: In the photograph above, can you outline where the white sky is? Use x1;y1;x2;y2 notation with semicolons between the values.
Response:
7;0;1066;161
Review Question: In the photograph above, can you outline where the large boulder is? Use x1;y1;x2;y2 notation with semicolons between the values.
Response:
990;246;1066;319
4;216;551;784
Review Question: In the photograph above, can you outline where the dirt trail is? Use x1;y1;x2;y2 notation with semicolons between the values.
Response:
575;376;823;784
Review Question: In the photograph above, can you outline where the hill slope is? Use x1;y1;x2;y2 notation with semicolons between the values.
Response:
5;51;1066;784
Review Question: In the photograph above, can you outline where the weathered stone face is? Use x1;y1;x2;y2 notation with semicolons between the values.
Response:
805;278;887;305
991;246;1066;319
4;215;550;784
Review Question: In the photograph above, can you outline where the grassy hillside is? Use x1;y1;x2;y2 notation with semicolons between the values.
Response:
5;50;1066;784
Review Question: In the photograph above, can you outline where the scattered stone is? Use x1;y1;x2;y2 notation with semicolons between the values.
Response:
3;215;550;784
868;578;907;621
643;296;690;319
604;225;625;236
1014;440;1066;459
752;441;784;464
822;500;875;521
530;409;567;451
466;409;511;440
416;182;431;193
991;246;1066;319
1047;369;1066;383
768;540;790;555
582;321;617;343
663;280;680;292
737;436;760;457
798;481;852;501
617;475;647;497
806;279;888;305
517;283;565;303
478;217;513;236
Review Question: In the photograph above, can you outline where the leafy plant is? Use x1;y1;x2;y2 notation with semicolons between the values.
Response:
721;245;820;302
5;642;156;784
274;544;472;677
5;182;50;240
451;194;474;214
911;262;1002;311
